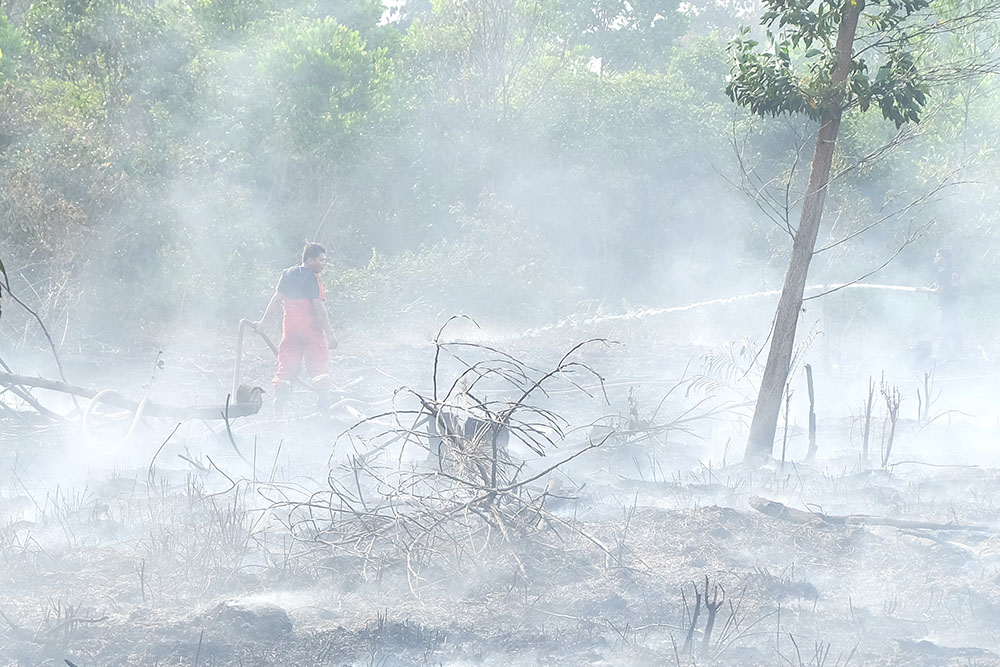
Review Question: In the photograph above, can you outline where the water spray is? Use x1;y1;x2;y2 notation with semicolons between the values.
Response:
515;282;930;338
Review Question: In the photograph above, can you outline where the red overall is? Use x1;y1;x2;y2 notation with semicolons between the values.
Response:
273;269;330;389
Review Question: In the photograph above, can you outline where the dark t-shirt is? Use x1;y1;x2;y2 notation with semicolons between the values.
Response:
277;266;322;301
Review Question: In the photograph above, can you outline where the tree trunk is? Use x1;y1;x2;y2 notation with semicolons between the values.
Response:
744;0;864;464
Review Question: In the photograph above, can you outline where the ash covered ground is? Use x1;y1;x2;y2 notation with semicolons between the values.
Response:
2;307;1000;667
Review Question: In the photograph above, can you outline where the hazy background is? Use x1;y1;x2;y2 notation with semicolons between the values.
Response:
2;0;997;375
5;3;1000;664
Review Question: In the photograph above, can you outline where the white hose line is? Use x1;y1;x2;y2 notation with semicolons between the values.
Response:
81;389;150;452
516;282;928;338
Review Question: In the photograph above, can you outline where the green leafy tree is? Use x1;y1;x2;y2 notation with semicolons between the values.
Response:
727;0;932;463
393;0;564;219
562;0;689;73
25;0;201;121
261;17;389;159
254;15;392;249
192;0;273;35
5;0;207;333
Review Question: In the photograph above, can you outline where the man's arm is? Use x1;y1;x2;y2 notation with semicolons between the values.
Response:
253;291;283;329
312;298;337;349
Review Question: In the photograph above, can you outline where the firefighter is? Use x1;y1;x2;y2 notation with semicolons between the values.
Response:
253;242;337;416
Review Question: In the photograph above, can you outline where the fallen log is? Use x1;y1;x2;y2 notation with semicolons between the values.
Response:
0;370;262;420
750;496;992;532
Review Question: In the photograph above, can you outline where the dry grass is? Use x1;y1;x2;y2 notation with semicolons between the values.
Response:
3;336;1000;665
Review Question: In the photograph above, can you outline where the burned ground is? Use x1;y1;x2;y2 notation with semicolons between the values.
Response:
2;329;1000;667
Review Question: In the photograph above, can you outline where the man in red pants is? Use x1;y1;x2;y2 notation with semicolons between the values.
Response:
253;242;337;416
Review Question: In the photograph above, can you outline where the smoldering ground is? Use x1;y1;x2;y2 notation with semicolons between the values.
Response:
2;293;1000;666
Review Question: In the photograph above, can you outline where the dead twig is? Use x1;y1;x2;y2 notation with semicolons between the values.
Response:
750;496;991;532
702;576;725;655
682;580;702;653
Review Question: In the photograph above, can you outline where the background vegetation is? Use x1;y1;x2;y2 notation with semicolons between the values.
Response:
0;0;997;350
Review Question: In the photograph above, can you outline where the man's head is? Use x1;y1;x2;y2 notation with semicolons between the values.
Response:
935;248;952;268
302;242;328;274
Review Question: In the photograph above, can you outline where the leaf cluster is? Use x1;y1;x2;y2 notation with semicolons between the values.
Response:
727;0;931;128
850;46;926;127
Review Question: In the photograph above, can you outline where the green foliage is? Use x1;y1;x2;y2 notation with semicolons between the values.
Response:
728;28;822;120
260;16;390;160
0;14;24;81
25;0;203;99
560;0;690;72
193;0;273;34
328;193;575;330
3;0;1000;346
303;0;384;34
727;0;930;127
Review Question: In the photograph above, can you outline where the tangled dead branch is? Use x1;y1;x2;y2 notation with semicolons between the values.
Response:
268;320;621;590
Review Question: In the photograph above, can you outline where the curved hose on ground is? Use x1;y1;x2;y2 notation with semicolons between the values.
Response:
81;389;150;450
